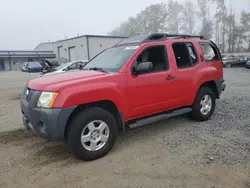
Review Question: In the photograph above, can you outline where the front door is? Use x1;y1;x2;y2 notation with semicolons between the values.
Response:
127;44;177;119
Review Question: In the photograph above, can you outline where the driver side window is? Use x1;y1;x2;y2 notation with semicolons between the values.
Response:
133;45;168;74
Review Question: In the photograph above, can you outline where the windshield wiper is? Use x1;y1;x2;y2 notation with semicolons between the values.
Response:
88;67;108;73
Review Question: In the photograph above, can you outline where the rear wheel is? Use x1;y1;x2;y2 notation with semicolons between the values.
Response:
225;63;232;68
67;107;117;161
191;87;216;121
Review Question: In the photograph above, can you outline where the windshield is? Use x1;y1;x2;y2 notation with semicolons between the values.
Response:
55;62;72;70
84;45;139;72
28;62;41;66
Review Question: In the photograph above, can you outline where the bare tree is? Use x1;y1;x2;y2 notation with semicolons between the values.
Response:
197;0;213;39
240;10;250;51
109;3;167;36
110;0;250;53
138;3;168;33
226;1;235;53
212;0;227;52
167;0;182;34
181;0;196;35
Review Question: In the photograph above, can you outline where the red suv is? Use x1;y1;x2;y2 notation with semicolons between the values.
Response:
21;34;226;161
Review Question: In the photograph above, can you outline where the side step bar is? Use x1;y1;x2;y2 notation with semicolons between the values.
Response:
128;108;191;129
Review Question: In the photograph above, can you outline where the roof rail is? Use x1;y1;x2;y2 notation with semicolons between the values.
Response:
114;33;206;46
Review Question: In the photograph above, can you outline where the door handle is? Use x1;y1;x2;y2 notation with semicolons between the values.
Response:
166;75;176;81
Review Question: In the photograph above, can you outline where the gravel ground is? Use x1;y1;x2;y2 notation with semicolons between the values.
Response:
0;71;39;132
0;69;249;188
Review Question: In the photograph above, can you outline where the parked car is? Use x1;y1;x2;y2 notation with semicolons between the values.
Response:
245;56;250;69
20;33;226;161
40;58;69;74
223;55;247;68
246;61;250;69
39;60;88;77
21;62;43;72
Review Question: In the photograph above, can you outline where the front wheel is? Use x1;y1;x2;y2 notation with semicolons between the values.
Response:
191;87;216;121
67;107;117;161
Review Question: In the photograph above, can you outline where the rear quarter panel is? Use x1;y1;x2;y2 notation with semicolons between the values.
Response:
190;41;223;103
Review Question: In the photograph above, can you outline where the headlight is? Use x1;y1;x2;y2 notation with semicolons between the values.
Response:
37;92;59;108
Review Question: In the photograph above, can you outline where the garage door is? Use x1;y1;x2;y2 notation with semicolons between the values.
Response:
69;46;77;61
58;46;63;58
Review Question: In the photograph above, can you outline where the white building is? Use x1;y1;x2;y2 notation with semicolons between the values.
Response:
35;35;127;61
0;50;56;71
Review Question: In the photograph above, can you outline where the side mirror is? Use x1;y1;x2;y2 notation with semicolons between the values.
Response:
133;62;153;75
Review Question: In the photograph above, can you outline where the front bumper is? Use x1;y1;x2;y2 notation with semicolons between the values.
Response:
20;88;76;140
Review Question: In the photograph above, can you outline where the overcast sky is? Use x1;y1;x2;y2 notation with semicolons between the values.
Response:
0;0;249;50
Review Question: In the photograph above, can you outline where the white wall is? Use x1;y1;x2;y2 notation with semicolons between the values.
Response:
35;36;125;61
3;58;10;70
88;37;123;59
35;37;88;61
34;43;54;52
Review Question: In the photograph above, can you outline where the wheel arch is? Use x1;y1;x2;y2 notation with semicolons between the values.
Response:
194;80;219;101
64;100;125;139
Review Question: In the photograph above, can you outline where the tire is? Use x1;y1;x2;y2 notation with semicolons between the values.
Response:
67;107;118;161
225;63;231;68
191;87;216;121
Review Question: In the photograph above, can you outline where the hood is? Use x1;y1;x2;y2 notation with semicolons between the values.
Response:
41;69;62;76
44;60;54;67
28;70;109;91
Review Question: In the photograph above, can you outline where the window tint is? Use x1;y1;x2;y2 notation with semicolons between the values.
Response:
133;45;168;74
200;44;219;61
172;43;197;69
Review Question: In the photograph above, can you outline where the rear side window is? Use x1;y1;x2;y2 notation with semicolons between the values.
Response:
200;43;219;62
172;42;198;69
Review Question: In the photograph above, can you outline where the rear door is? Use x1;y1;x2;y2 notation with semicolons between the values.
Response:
167;41;201;106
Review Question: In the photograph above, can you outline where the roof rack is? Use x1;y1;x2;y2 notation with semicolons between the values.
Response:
115;33;206;46
142;33;206;42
